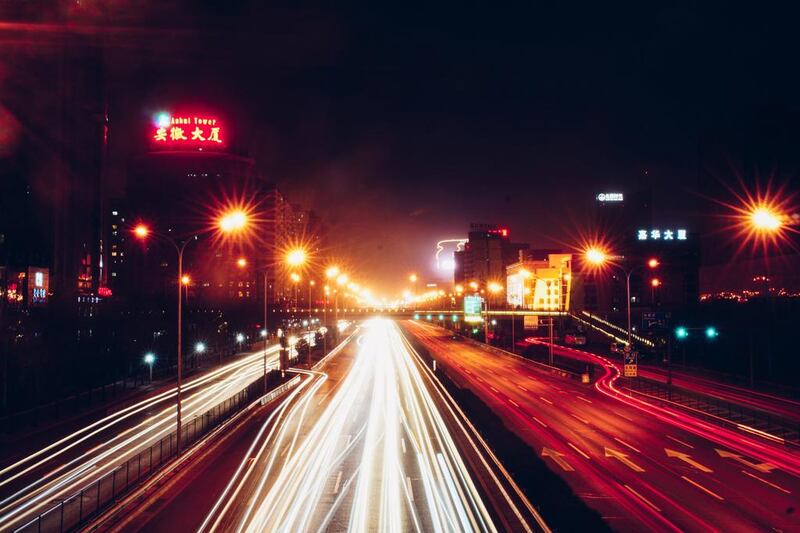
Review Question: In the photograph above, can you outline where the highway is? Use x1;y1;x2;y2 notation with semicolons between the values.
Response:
0;344;282;532
109;318;546;533
526;335;800;423
406;320;800;532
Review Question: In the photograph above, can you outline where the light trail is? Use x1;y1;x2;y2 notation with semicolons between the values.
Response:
202;319;498;532
0;345;283;532
526;337;800;476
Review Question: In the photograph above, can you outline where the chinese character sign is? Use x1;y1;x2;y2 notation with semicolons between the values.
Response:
636;228;688;241
151;114;225;148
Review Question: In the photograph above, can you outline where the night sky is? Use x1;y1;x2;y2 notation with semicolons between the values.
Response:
6;3;800;295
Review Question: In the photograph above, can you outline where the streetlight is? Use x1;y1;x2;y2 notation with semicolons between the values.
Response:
290;272;301;311
236;332;245;344
194;341;206;353
750;206;783;232
286;248;307;268
583;246;655;347
236;255;271;392
335;273;348;331
133;208;248;456
218;209;248;233
409;273;418;307
325;266;340;350
485;281;503;345
143;352;156;382
307;280;315;365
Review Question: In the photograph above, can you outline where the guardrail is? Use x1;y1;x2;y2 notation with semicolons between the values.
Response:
13;371;288;533
621;377;800;447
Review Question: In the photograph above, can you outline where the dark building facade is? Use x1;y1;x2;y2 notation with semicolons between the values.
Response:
453;223;529;288
585;188;700;321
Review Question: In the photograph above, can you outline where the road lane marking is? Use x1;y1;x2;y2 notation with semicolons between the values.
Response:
604;447;645;472
333;470;343;494
490;386;499;393
615;411;635;423
577;395;592;403
406;476;414;501
517;385;528;392
532;416;548;428
567;442;591;460
681;475;724;501
541;447;575;471
664;448;713;473
539;396;553;405
401;437;407;454
624;484;662;513
614;437;641;454
715;448;776;473
508;399;520;408
570;413;590;425
740;469;791;494
666;435;694;449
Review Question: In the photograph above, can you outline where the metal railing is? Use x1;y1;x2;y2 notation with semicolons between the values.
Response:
622;377;800;447
13;374;277;533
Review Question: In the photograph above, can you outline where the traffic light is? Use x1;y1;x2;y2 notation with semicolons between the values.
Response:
413;313;420;320
675;326;689;339
705;326;719;339
647;257;660;269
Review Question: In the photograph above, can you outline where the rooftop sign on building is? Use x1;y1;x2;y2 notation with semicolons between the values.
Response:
151;112;226;149
596;192;624;202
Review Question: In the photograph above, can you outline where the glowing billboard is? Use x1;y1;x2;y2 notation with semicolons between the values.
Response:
151;112;225;148
464;295;483;323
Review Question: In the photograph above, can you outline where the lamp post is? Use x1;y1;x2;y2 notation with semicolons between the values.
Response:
143;352;156;383
485;281;503;345
409;273;418;308
133;207;247;456
194;341;206;368
308;280;315;365
583;247;655;346
325;266;340;352
134;226;195;456
239;257;271;393
336;273;348;334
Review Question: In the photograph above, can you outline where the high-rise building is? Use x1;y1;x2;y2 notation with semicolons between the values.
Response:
453;224;529;288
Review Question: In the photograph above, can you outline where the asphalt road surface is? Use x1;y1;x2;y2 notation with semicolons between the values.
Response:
107;319;546;533
406;320;800;533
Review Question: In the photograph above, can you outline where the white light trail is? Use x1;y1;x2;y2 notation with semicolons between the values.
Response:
0;345;282;531
203;319;496;532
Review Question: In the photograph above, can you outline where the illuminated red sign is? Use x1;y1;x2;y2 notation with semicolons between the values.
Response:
151;113;225;148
